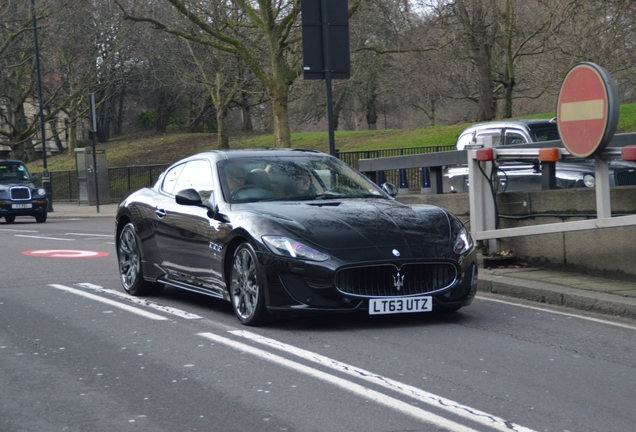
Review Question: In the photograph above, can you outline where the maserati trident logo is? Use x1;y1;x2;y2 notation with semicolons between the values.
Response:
393;272;405;291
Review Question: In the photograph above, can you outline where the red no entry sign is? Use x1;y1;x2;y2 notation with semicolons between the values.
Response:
22;250;110;258
556;62;619;158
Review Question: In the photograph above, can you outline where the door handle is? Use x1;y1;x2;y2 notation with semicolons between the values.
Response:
155;208;166;218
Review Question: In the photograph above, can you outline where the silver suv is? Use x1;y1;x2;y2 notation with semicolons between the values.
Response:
454;119;560;150
445;119;636;193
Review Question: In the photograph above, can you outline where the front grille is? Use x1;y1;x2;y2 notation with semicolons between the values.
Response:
615;169;636;186
335;262;458;297
10;187;31;200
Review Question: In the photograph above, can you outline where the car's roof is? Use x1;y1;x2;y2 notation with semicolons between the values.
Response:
180;148;325;163
0;159;26;165
460;118;557;134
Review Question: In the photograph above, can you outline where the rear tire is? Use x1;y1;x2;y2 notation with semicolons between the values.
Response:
230;242;270;326
117;222;163;296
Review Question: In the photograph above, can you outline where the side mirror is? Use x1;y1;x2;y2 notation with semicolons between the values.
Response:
175;188;203;206
175;188;217;214
381;182;398;197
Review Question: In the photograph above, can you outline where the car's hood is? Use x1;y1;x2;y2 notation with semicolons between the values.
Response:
240;199;452;250
0;181;35;190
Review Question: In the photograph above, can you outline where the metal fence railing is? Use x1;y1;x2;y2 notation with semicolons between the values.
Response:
338;146;454;190
31;146;451;202
32;164;170;203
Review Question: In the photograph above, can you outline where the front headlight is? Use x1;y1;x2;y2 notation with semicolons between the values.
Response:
453;227;474;256
583;174;596;188
37;188;46;196
262;236;330;262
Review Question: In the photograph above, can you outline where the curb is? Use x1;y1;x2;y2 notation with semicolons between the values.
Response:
477;274;636;320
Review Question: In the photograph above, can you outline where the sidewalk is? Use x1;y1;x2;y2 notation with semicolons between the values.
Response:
48;202;119;218
48;202;636;321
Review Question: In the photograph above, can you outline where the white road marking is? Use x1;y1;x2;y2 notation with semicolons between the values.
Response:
0;228;38;233
75;283;202;320
65;233;112;237
15;235;74;241
48;284;168;321
478;296;636;330
231;330;534;432
198;332;480;432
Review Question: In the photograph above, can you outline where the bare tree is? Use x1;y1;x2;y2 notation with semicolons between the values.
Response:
113;0;362;147
0;0;42;161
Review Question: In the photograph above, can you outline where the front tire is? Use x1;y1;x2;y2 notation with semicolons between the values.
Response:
5;215;15;223
230;242;270;326
35;213;47;223
117;222;163;296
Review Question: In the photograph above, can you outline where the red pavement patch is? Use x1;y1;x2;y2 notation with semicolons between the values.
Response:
22;250;110;258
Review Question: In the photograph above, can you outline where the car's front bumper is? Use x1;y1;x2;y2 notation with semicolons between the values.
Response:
0;199;48;217
260;251;478;316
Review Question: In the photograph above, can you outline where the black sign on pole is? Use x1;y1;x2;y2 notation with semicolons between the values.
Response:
302;0;350;156
302;0;350;80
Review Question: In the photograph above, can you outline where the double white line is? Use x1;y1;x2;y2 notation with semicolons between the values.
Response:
49;283;202;320
200;330;535;432
49;283;534;431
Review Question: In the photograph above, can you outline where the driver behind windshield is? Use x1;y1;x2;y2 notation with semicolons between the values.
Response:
224;162;245;193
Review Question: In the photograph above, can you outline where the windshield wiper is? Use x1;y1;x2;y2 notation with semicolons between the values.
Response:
259;193;384;202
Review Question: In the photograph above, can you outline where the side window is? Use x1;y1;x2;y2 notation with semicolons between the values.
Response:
161;164;185;195
504;132;527;145
476;129;502;147
176;160;213;192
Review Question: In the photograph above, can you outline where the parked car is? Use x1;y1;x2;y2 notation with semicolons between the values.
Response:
115;149;477;326
445;119;636;193
0;159;48;223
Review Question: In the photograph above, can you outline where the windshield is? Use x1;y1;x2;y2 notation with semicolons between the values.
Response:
0;162;32;183
218;155;387;203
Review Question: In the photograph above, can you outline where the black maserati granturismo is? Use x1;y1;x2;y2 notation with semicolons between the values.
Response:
115;149;477;325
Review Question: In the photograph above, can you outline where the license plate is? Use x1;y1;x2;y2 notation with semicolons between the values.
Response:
11;203;32;209
369;296;432;315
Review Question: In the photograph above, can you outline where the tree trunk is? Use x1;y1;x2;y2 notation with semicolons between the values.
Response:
455;0;496;121
366;95;378;130
270;85;291;148
501;72;514;119
216;106;229;149
49;118;65;153
501;0;515;119
67;121;78;158
155;91;173;133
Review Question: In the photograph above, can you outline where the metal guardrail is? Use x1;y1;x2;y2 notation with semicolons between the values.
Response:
32;164;170;203
355;133;636;252
31;146;452;203
339;146;454;191
467;144;636;253
358;133;636;194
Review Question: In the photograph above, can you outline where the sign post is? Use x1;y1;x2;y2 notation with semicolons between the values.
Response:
89;92;100;213
301;0;350;156
557;62;619;220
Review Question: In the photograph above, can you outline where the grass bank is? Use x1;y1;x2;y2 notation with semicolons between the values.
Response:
28;104;636;172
